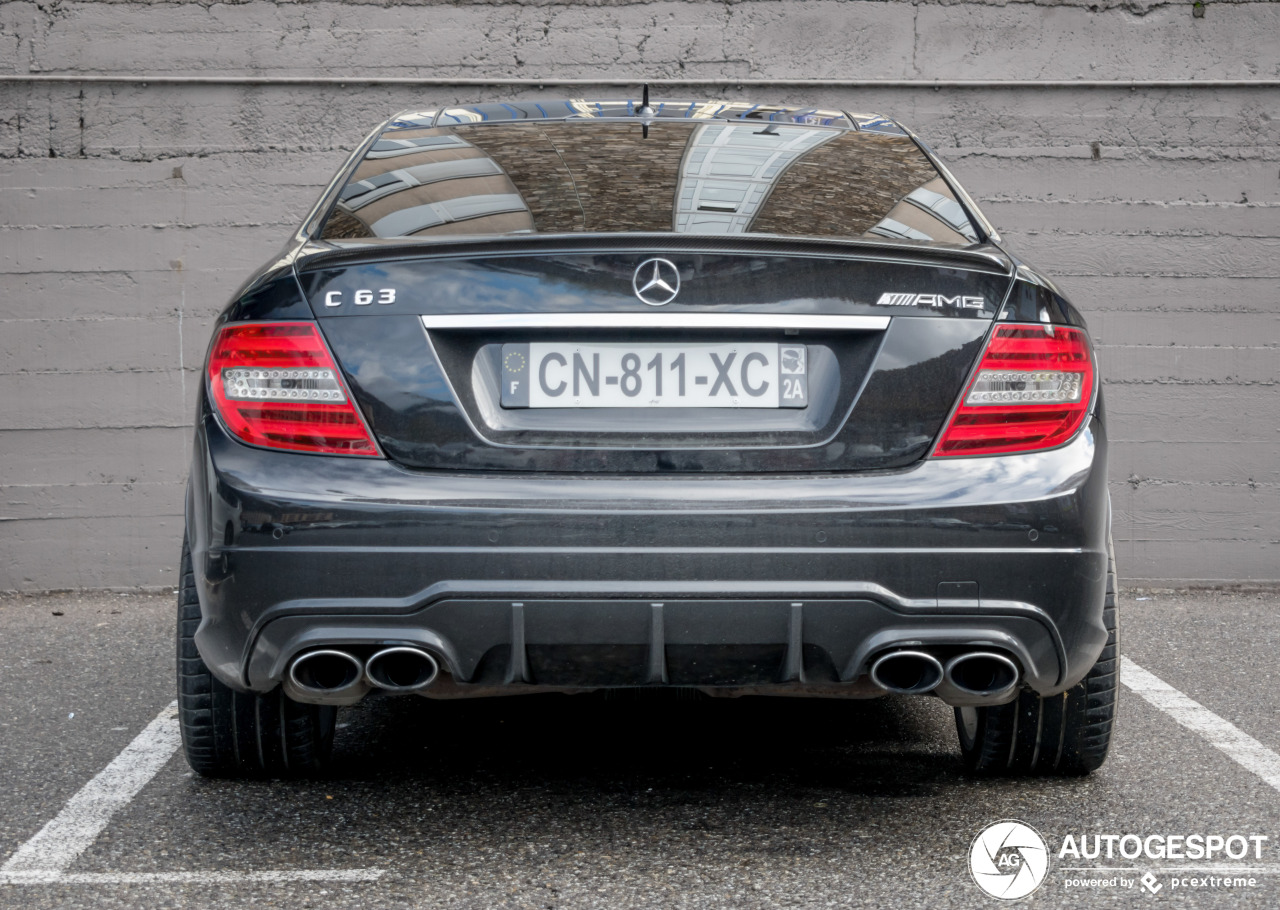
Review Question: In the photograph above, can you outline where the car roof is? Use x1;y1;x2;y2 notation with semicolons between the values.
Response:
383;99;905;135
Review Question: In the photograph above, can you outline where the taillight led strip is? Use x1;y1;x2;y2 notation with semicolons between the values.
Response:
934;323;1096;457
207;322;380;456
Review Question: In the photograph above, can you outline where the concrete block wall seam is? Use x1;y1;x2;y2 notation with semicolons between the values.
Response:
2;1;1280;81
1;0;1278;589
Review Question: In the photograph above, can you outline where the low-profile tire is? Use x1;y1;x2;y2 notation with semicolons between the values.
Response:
177;535;336;778
955;544;1118;776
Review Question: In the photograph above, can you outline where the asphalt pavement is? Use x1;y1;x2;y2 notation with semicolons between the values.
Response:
2;588;1279;909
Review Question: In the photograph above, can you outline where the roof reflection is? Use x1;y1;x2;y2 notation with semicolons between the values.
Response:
388;100;869;130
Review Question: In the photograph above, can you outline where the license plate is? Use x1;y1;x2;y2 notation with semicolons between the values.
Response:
500;342;808;409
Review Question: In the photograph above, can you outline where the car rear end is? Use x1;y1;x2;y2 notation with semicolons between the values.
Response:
182;102;1111;776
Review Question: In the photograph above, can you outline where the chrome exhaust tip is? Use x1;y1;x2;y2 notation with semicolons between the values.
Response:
365;647;439;693
284;649;369;705
938;652;1020;705
869;650;945;695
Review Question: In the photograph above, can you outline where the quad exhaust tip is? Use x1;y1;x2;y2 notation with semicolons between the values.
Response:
943;651;1020;702
868;648;1022;705
365;646;439;693
869;650;945;695
288;649;365;698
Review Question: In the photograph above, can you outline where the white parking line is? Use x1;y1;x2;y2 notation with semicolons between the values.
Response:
1;871;386;885
1122;657;1280;794
0;702;386;886
2;703;183;875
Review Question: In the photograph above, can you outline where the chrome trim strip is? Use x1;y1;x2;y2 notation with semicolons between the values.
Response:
419;313;891;331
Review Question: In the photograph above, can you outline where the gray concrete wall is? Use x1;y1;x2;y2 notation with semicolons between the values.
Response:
1;0;1277;590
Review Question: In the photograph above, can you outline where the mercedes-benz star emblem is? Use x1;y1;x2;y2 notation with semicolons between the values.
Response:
632;258;681;306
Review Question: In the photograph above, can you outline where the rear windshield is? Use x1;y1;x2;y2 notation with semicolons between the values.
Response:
320;120;979;246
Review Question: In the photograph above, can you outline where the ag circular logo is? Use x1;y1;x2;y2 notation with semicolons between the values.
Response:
969;820;1049;900
632;258;680;306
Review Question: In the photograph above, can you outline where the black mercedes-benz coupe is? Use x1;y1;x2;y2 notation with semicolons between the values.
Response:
178;99;1116;778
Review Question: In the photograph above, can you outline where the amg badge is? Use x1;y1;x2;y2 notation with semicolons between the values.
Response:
875;293;985;310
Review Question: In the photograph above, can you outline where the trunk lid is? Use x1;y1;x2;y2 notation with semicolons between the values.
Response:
298;238;1012;473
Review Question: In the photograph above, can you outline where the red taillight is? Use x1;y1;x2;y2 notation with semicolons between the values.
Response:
934;323;1095;457
207;323;379;457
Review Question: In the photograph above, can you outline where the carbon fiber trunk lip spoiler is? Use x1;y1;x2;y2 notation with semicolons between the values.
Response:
292;234;1014;277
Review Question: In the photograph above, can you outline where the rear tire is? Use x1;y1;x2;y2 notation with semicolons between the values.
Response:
955;544;1118;776
177;535;336;777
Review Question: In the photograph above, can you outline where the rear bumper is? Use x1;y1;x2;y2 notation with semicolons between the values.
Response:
187;410;1110;698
